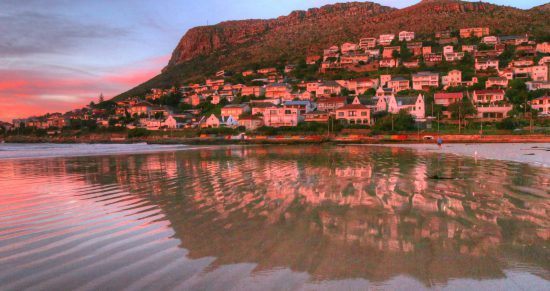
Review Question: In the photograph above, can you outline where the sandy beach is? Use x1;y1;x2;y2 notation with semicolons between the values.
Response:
372;143;550;168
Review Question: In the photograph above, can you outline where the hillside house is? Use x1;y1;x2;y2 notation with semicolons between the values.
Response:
403;59;420;68
317;97;346;113
382;46;400;59
529;96;550;116
423;53;442;64
340;52;370;64
526;81;550;91
436;30;452;39
316;81;342;97
472;90;505;104
128;102;154;116
412;72;439;90
385;94;425;120
538;56;550;66
387;77;410;92
336;105;372;125
500;35;528;45
536;42;550;54
475;58;499;71
510;58;534;67
422;46;432;55
482;36;499;45
379;34;395;46
265;83;292;99
475;104;513;120
445;52;465;62
257;67;277;75
379;58;399;68
366;49;381;58
337;78;378;94
201;114;238;128
242;70;255;76
262;107;301;127
407;42;423;56
376;87;395;99
306;55;321;64
462;45;477;53
434;92;463;106
486;77;508;88
283;100;315;115
341;42;359;54
221;104;250;120
399;31;415;42
512;65;548;81
359;38;377;49
443;46;454;54
206;79;225;88
442;70;462;88
460;27;490;38
238;117;264;130
241;86;265;97
304;111;330;123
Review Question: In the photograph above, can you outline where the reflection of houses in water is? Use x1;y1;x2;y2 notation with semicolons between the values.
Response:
2;146;549;286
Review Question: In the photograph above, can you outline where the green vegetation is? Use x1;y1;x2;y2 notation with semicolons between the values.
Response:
373;111;416;133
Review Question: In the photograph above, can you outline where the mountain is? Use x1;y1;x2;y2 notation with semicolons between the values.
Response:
114;0;550;100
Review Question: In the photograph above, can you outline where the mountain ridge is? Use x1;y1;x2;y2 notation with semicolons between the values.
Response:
114;0;550;100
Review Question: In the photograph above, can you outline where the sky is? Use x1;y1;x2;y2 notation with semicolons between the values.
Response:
0;0;545;121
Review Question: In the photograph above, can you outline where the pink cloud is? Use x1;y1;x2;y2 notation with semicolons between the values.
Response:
0;55;170;122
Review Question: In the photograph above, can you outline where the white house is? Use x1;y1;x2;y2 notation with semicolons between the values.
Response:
412;72;439;90
262;107;301;127
398;31;415;42
376;94;425;120
201;114;238;128
379;34;395;46
442;70;462;88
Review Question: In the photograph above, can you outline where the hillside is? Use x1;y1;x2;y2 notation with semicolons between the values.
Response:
114;0;550;100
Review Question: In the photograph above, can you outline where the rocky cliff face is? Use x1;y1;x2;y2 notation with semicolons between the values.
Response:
165;0;549;70
166;1;394;68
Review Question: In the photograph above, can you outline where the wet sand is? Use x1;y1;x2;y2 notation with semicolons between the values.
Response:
373;143;550;168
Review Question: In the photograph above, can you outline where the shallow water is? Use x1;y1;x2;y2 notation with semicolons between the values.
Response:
0;144;548;290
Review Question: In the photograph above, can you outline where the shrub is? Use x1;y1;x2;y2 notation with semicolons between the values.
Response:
127;128;150;138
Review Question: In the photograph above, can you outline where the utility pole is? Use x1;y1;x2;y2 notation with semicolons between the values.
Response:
327;116;330;138
480;121;483;137
458;103;461;134
391;114;394;132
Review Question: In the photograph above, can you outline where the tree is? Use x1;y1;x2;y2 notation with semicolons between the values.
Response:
506;79;529;111
448;97;476;119
98;93;105;104
373;110;415;132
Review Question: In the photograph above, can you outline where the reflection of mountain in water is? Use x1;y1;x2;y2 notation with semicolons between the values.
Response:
4;145;549;287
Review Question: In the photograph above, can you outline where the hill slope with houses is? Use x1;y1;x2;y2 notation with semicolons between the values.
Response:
114;0;550;100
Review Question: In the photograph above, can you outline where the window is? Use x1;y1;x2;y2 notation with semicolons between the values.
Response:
285;110;292;115
348;111;356;117
361;111;367;116
338;112;344;117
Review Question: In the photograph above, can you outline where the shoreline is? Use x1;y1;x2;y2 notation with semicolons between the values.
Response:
1;141;548;168
2;133;550;145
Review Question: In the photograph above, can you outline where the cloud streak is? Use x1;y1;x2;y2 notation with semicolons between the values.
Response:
0;11;128;57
